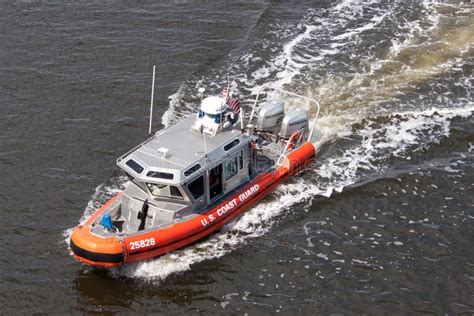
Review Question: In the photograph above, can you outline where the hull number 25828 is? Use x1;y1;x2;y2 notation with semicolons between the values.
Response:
129;238;156;250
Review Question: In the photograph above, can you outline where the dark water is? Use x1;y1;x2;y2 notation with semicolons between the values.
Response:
1;0;473;314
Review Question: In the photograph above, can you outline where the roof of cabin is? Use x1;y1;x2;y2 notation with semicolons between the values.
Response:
117;115;250;184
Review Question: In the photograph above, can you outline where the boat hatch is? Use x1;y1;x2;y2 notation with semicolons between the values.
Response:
223;138;240;151
184;163;201;177
126;159;144;174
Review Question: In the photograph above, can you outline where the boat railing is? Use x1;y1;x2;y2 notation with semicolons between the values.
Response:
275;127;307;167
248;86;321;142
116;125;174;163
117;137;155;163
157;155;188;170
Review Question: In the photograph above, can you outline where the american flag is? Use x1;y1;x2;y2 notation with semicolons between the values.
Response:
222;87;240;114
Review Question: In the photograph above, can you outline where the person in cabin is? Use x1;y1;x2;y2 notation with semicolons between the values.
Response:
208;170;221;197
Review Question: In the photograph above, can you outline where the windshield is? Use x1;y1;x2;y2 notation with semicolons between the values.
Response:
146;183;183;200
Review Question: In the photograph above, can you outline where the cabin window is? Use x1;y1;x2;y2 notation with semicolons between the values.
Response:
224;157;238;180
187;175;204;200
147;171;174;180
223;139;240;151
126;159;144;174
203;112;217;119
146;183;183;200
126;173;148;192
133;180;148;193
184;164;201;177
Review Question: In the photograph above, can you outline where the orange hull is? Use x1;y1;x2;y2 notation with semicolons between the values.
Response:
70;142;315;267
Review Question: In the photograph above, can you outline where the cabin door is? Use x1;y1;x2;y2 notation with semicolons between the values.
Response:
209;164;223;201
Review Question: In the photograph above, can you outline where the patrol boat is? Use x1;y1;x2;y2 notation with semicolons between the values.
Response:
69;80;320;267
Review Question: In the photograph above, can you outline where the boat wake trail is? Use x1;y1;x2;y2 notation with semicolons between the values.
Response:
65;0;473;281
114;106;473;282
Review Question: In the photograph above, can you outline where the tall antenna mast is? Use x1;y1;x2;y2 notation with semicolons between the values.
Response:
203;131;208;159
148;65;156;137
226;75;231;94
221;75;231;129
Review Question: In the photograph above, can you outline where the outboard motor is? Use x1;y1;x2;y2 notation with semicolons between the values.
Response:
279;109;308;139
256;100;285;133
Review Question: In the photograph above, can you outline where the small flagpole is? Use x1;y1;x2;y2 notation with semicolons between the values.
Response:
148;65;156;137
221;75;231;129
203;131;207;158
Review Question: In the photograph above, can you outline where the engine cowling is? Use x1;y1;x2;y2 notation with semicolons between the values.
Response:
256;100;285;133
279;109;308;139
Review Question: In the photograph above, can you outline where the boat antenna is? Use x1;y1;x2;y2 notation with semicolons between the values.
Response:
221;75;231;129
148;65;156;137
203;131;208;159
202;123;209;204
226;75;231;94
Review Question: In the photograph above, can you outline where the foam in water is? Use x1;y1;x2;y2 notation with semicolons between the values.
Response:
105;105;472;281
